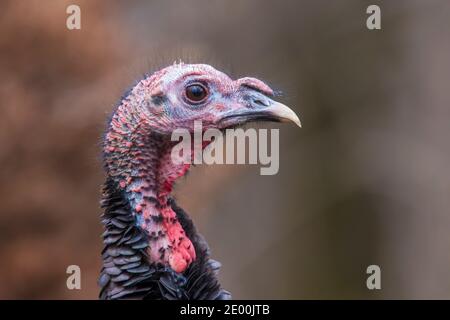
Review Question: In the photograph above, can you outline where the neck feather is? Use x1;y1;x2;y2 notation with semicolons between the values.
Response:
103;109;195;273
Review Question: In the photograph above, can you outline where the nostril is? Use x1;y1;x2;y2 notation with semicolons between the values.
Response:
252;98;269;107
245;94;270;109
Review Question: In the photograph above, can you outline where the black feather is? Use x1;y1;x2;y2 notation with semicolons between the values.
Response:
98;177;231;300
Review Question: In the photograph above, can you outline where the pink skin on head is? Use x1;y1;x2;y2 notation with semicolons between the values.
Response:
104;63;279;273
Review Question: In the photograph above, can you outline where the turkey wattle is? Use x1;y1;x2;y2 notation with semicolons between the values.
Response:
98;63;301;300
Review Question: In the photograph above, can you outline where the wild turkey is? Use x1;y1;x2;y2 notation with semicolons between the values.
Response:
98;63;301;299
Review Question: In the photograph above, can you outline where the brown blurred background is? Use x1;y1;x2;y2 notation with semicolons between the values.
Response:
1;0;449;299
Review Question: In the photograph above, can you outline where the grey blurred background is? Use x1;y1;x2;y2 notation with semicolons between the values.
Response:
0;0;449;299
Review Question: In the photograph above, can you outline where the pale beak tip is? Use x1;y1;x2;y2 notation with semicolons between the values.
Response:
269;101;302;128
293;115;302;128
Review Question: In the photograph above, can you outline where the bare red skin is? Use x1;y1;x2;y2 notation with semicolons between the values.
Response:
105;122;197;272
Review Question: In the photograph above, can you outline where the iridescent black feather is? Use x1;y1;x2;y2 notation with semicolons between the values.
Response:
99;177;231;300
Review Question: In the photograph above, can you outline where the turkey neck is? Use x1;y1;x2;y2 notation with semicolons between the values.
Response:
103;114;195;274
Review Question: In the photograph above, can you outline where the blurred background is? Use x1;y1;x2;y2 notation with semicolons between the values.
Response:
0;0;449;299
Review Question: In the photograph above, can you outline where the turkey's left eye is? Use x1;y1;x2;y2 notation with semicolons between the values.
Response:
185;84;208;103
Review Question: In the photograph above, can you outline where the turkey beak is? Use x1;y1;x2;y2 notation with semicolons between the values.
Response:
255;98;302;127
219;90;301;128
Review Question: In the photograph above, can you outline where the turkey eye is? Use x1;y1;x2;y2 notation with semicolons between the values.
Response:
185;84;208;103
